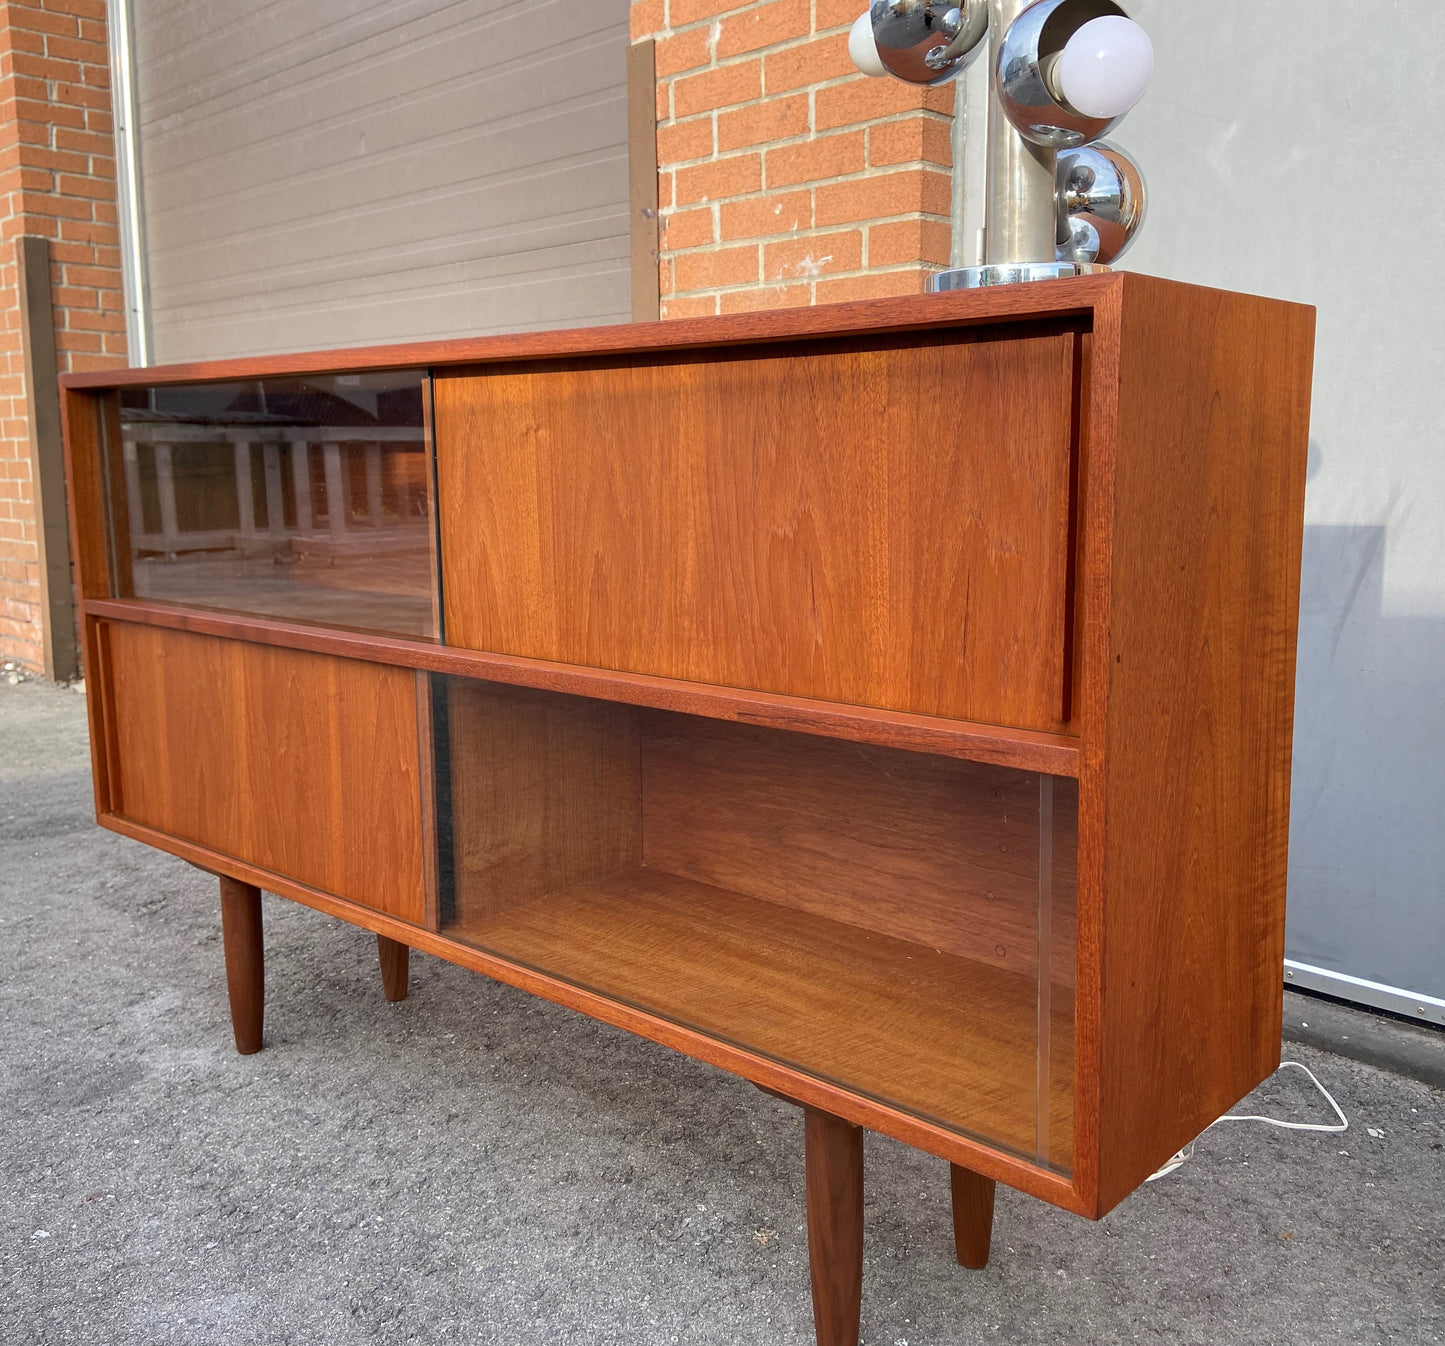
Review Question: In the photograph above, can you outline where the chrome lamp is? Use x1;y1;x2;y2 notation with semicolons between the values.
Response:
849;0;1151;288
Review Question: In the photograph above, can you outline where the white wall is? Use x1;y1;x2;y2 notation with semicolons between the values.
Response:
1114;0;1445;1000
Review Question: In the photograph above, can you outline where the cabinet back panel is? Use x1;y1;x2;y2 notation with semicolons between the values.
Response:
640;710;1076;984
100;621;427;924
435;326;1080;731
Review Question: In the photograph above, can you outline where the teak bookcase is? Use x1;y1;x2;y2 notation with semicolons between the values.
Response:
59;273;1314;1345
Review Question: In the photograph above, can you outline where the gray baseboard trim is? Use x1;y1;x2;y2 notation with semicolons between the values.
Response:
1284;959;1445;1028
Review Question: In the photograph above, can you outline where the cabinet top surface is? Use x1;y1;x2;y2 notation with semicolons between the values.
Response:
59;272;1313;393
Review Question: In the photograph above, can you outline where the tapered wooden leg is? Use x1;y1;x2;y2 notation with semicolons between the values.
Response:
377;934;409;1002
804;1106;864;1346
950;1165;996;1270
219;877;263;1055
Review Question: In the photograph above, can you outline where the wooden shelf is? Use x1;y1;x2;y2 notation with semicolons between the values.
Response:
84;599;1080;777
444;867;1074;1169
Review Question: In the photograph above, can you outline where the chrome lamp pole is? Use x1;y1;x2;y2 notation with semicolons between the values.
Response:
980;0;1060;279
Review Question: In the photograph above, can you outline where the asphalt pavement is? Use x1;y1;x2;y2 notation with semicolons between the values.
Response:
2;677;1442;1345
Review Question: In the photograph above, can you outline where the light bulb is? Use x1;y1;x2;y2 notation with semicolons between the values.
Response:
849;12;888;78
1055;15;1153;120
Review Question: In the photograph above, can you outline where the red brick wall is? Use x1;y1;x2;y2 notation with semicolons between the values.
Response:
632;0;954;317
0;0;126;672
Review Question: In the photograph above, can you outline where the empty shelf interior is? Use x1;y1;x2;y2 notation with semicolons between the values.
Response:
434;677;1077;1171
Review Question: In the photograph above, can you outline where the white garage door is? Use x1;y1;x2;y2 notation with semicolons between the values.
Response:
125;0;632;363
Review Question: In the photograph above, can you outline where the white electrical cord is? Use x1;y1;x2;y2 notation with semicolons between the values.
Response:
1145;1061;1349;1181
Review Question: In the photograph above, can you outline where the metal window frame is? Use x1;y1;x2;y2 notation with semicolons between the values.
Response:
106;0;152;368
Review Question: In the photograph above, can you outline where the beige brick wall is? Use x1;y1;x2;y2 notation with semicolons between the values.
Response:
632;0;954;317
0;0;126;672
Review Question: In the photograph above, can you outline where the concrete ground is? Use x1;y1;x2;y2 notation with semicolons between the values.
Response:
2;676;1442;1346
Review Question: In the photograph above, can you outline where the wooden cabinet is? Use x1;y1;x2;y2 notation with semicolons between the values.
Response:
60;273;1314;1343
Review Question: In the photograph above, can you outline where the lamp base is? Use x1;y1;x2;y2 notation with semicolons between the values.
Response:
928;262;1112;291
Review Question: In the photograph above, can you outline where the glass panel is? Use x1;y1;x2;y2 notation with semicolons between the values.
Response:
1040;775;1079;1173
104;372;438;638
429;674;1079;1175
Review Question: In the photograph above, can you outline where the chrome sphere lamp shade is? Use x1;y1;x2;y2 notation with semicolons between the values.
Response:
850;0;1152;288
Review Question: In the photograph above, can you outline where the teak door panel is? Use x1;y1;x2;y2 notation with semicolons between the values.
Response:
435;326;1081;731
99;621;427;925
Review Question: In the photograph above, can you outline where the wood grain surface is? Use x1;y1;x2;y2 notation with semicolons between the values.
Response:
59;390;111;607
377;934;410;1003
219;876;264;1054
435;681;1077;1164
640;710;1070;980
97;808;1086;1212
444;867;1072;1164
1085;275;1315;1211
445;679;641;928
100;621;427;925
805;1107;865;1346
949;1165;996;1270
60;390;123;820
415;671;441;929
436;326;1080;731
59;273;1318;1227
58;278;1117;390
83;598;1081;778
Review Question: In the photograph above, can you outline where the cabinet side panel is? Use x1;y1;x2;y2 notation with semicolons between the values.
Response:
102;621;427;925
59;389;113;607
1095;277;1315;1211
444;678;643;928
435;328;1079;732
61;390;119;818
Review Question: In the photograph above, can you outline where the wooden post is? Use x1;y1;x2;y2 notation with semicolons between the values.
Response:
219;877;264;1054
949;1165;996;1269
17;234;77;682
377;934;409;1002
322;442;347;538
804;1106;864;1346
153;442;181;557
290;440;312;531
121;440;145;547
364;442;383;526
262;441;286;538
626;39;660;323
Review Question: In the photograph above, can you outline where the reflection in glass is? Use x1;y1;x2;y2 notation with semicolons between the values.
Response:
105;372;438;638
429;674;1078;1174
